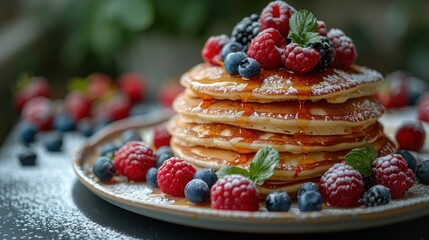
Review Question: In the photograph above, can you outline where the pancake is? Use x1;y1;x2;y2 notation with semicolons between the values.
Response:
167;115;384;154
181;63;383;104
173;93;385;135
171;134;396;181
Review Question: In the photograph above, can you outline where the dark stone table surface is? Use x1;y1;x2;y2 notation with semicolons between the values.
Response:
1;116;428;240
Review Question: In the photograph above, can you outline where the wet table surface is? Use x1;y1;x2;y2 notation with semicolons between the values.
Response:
1;112;429;240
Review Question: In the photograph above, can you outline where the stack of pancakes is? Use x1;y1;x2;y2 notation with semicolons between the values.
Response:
167;63;396;195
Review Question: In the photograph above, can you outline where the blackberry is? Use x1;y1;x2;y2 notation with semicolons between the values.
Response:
362;185;391;207
231;14;260;52
309;37;335;70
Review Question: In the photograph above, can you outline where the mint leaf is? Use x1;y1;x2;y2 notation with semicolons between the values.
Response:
248;146;279;185
345;144;378;177
288;9;323;47
217;166;250;179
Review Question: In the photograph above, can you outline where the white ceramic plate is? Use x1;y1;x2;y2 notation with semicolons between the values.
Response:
73;109;429;233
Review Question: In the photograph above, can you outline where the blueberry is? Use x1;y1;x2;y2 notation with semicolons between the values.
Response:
220;41;243;61
77;118;94;137
146;167;158;188
224;52;247;75
238;57;261;79
396;150;417;173
184;179;210;204
18;150;37;166
42;132;63;152
193;168;218;188
99;142;119;157
156;151;173;168
362;185;391;207
297;182;319;198
93;156;116;182
298;191;323;212
156;146;172;156
265;191;291;212
416;160;429;184
121;129;142;145
53;114;75;132
18;121;38;144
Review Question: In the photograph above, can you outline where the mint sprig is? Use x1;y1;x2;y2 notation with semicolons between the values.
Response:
288;9;323;47
344;143;378;177
217;146;279;185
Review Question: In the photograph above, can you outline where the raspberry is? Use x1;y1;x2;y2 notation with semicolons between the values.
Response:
14;76;50;112
22;97;53;131
96;94;131;122
65;91;92;122
371;154;414;199
231;14;260;52
210;174;259;211
319;163;364;207
259;1;295;37
395;121;426;152
87;72;113;102
309;37;335;70
157;158;196;196
118;73;146;103
153;125;172;149
201;35;229;66
157;81;184;108
418;92;429;122
247;28;286;69
283;43;321;74
375;72;409;109
317;20;327;36
114;141;156;181
327;28;356;68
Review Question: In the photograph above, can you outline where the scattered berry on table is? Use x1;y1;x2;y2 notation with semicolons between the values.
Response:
298;190;323;212
416;160;429;184
121;129;142;145
42;131;63;152
157;81;184;108
396;150;417;173
22;97;53;131
372;154;414;199
18;121;38;144
327;28;356;68
201;34;230;66
193;168;218;188
319;163;364;207
362;185;391;207
309;37;335;70
259;1;295;38
375;71;409;109
155;151;173;168
114;141;156;181
418;92;429;122
220;42;243;61
93;156;116;182
65;91;92;122
153;125;172;149
118;73;146;103
99;142;119;157
86;72;113;102
14;76;50;112
395;121;426;152
283;43;321;74
247;28;286;69
184;179;210;204
146;167;158;188
317;20;327;36
224;52;248;75
77;118;94;137
297;182;319;198
96;94;131;122
265;191;291;212
231;14;260;52
238;58;261;79
18;150;37;166
157;158;196;196
211;174;259;211
53;114;75;132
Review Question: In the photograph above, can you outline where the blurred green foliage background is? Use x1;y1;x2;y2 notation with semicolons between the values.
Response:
0;0;428;141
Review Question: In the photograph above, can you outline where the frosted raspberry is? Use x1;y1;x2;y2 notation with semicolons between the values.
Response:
113;141;156;181
247;28;287;69
372;154;414;199
201;35;230;66
317;20;327;36
327;28;356;68
395;121;426;152
259;1;295;37
211;174;260;211
157;158;196;196
283;43;321;74
319;163;364;207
